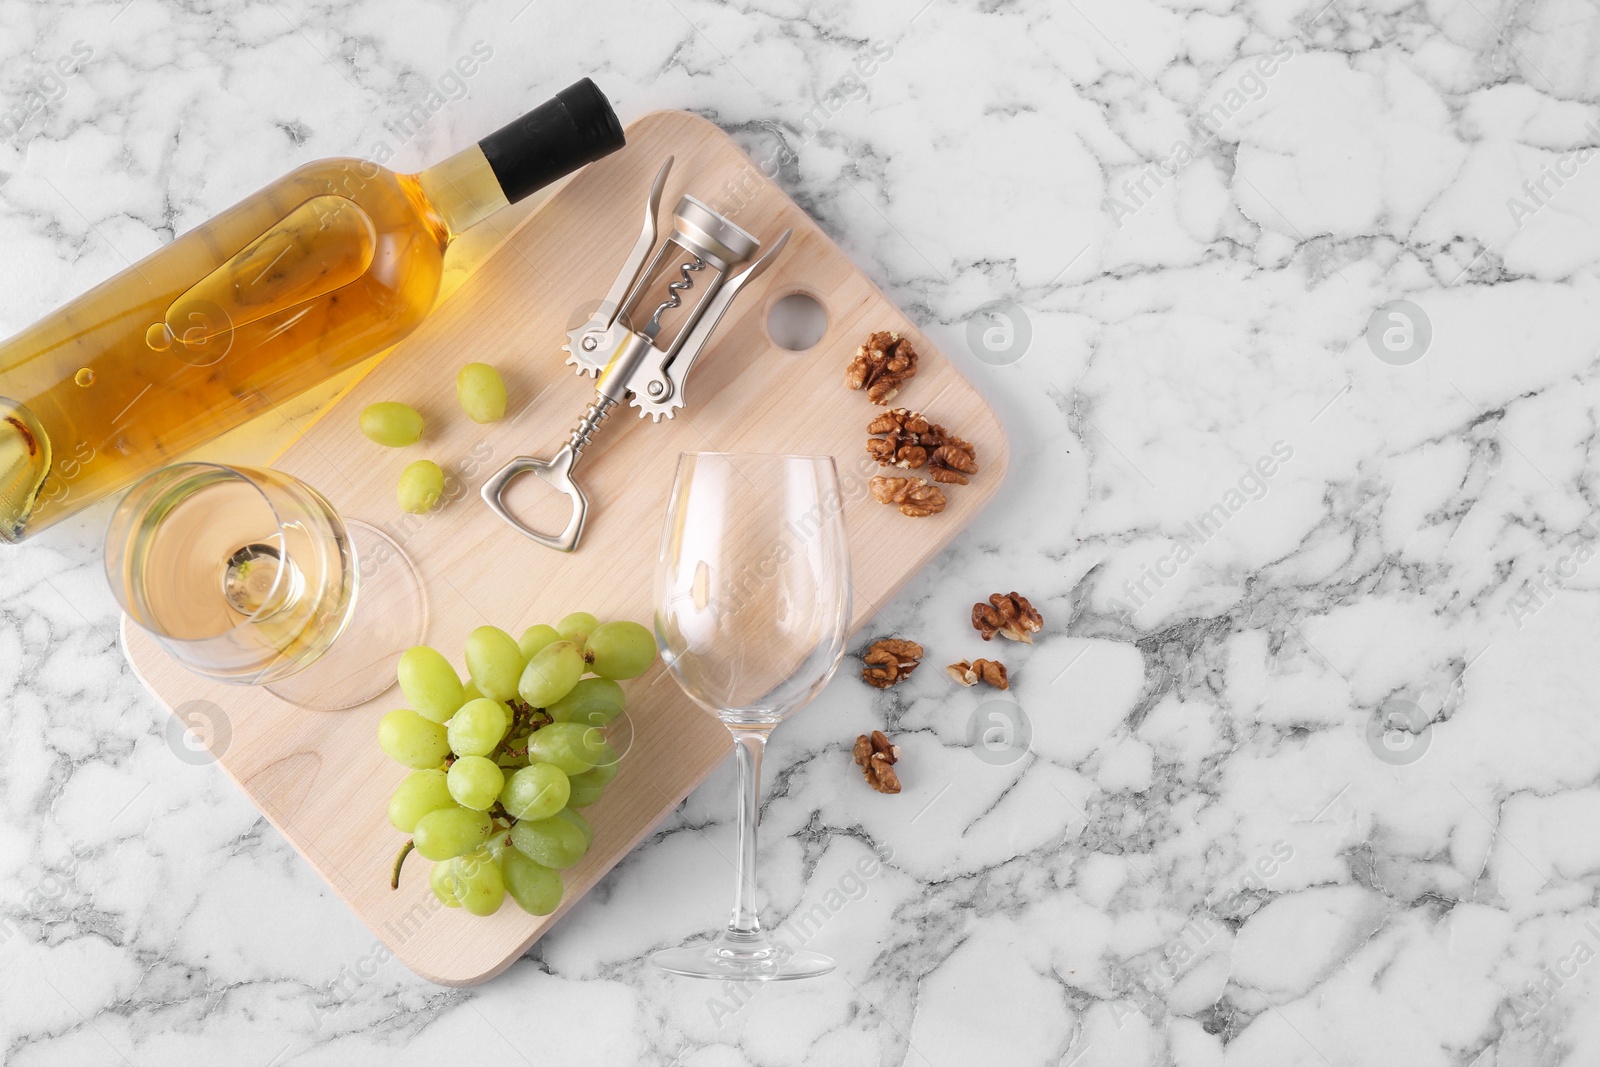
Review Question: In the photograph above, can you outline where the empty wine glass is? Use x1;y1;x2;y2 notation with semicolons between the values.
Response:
105;462;426;710
651;452;852;981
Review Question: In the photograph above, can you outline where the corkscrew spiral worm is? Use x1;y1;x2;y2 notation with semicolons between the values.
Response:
645;256;707;335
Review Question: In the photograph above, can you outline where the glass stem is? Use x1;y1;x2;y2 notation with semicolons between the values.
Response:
726;727;769;940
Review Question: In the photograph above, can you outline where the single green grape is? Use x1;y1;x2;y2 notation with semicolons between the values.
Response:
518;640;585;708
397;646;465;723
412;806;492;861
397;459;446;514
557;807;593;848
464;625;525;702
447;755;505;811
584;620;657;679
527;721;605;776
430;860;463;908
509;812;589;869
547;677;625;726
565;769;607;808
377;709;451;769
556;611;599;646
359;401;424;447
499;762;570;821
388;768;455;831
502;849;563;915
517;624;562;661
451;848;506;916
456;362;508;424
448;697;511;758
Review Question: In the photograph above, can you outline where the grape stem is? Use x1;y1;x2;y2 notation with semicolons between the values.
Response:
390;839;415;889
506;699;552;736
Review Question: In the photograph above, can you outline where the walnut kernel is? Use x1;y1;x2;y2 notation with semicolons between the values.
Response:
870;475;946;518
947;658;1009;689
853;729;901;793
971;592;1043;643
929;437;979;485
846;330;918;405
866;408;937;469
861;638;923;689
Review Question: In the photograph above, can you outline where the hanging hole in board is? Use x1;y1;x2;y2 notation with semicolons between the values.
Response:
766;291;828;352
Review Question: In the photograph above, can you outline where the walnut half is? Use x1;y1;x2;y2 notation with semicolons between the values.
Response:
972;592;1043;643
929;437;979;485
862;637;923;689
866;408;938;469
947;658;1009;689
846;330;918;405
853;729;901;793
870;475;946;518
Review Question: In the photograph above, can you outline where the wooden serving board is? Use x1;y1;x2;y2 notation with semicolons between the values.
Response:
123;110;1009;985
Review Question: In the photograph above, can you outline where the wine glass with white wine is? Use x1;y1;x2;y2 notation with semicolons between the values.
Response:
651;452;852;981
104;462;425;710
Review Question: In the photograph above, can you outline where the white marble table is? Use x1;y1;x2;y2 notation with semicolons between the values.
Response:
5;0;1600;1063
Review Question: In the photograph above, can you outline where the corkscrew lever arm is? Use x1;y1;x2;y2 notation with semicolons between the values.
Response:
594;158;673;334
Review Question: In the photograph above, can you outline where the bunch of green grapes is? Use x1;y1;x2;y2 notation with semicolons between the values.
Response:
378;612;656;917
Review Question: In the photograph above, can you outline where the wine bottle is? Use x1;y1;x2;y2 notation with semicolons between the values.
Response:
0;78;624;543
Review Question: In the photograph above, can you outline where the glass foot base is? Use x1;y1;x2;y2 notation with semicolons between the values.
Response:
651;941;834;982
266;521;426;711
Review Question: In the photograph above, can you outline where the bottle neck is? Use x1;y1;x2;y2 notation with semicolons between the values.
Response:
414;144;510;241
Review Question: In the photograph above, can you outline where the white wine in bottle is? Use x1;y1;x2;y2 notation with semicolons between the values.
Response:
0;78;624;542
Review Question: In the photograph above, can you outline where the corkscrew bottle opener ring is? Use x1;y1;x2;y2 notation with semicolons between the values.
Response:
481;157;793;551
